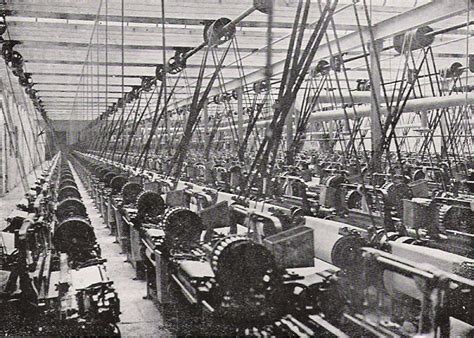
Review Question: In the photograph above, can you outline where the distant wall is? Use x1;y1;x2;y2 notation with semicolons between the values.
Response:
0;91;46;195
39;120;91;145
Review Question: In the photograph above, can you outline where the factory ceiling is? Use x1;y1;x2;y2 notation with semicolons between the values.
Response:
1;0;472;120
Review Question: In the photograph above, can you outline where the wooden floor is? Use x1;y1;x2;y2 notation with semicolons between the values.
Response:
71;164;170;337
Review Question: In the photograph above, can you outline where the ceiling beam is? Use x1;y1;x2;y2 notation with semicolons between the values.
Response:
25;59;263;70
6;3;371;30
176;0;472;106
14;40;293;54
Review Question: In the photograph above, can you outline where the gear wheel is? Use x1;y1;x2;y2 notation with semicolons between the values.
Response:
53;216;95;255
137;190;166;218
331;234;365;270
60;173;74;181
161;207;203;250
93;165;106;177
379;182;412;216
209;236;279;323
413;169;425;181
57;185;81;202
345;190;362;209
110;176;128;194
211;236;276;292
59;178;77;189
439;204;472;234
103;171;118;186
56;198;87;222
97;167;111;181
121;182;143;205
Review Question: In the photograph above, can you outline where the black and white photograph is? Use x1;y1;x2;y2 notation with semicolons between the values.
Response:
0;0;472;336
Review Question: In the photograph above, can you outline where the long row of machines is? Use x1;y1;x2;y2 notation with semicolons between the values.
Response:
91;148;473;258
0;152;120;336
70;149;473;336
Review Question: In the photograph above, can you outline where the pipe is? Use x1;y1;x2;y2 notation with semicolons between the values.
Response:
216;93;474;132
228;6;256;29
304;90;397;105
307;92;474;122
152;94;474;136
426;20;474;37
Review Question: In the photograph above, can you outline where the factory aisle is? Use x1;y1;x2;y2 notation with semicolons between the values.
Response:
71;165;170;337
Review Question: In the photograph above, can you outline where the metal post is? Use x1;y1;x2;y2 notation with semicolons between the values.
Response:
203;100;209;146
237;87;244;143
370;40;383;169
286;102;294;152
420;111;428;129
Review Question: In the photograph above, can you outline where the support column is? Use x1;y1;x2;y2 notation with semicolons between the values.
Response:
203;100;209;148
236;88;244;144
0;108;6;195
163;108;170;149
438;80;449;157
440;112;449;157
285;103;294;152
8;94;20;186
370;40;384;170
420;111;428;129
